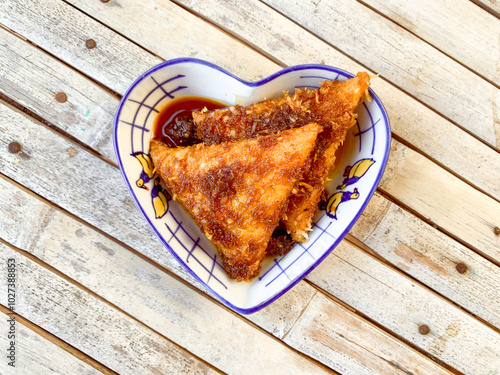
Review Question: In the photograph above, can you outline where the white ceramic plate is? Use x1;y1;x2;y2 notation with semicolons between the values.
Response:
113;58;391;314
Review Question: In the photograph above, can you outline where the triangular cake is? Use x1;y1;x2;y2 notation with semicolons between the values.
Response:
150;123;322;281
193;73;371;242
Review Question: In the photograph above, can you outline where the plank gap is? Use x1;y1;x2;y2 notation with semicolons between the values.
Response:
0;93;118;169
468;0;500;18
375;187;500;269
0;304;119;375
169;0;289;70
354;0;500;90
391;132;500;204
307;280;463;375
281;290;318;341
257;0;500;153
60;0;165;64
341;235;500;336
0;237;226;374
0;20;123;102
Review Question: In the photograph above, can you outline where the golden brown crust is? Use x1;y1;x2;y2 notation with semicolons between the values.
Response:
193;73;371;242
150;123;322;281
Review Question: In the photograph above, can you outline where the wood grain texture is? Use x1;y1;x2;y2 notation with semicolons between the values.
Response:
1;74;499;335
1;2;500;374
0;310;104;375
351;192;500;329
0;0;498;335
0;0;277;97
0;101;189;281
0;0;156;95
66;0;278;82
0;245;219;375
362;0;500;85
380;140;500;262
283;292;452;375
471;0;500;17
0;26;117;161
261;0;500;148
307;241;500;375
0;175;448;374
172;0;500;202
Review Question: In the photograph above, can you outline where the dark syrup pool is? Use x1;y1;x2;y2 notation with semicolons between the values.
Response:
152;96;226;147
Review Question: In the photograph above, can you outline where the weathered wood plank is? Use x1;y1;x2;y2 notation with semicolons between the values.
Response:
260;0;500;149
67;0;278;81
1;1;498;375
362;0;500;85
0;176;450;374
380;140;500;262
3;75;492;375
0;26;117;161
0;245;219;375
171;0;500;203
351;192;500;329
0;100;189;280
0;309;105;375
0;0;276;96
283;292;452;375
306;241;500;375
471;0;500;17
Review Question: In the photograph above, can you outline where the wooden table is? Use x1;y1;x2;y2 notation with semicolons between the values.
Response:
1;0;499;374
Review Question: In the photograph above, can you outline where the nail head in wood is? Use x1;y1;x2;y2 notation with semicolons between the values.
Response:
456;262;468;274
494;226;500;236
55;92;67;103
85;39;97;49
8;142;22;154
418;324;430;335
100;0;111;2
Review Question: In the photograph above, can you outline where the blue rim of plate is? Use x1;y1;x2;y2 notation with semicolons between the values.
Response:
113;57;391;314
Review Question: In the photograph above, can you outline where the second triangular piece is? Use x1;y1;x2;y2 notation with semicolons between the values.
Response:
150;123;322;281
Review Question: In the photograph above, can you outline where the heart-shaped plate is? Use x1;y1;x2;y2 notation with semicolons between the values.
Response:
113;58;391;314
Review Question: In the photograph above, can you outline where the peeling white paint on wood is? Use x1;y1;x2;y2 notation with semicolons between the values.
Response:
0;311;103;375
283;293;452;375
1;1;500;373
380;140;500;262
363;0;500;85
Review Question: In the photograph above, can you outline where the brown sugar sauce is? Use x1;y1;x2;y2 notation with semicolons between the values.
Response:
152;96;226;147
